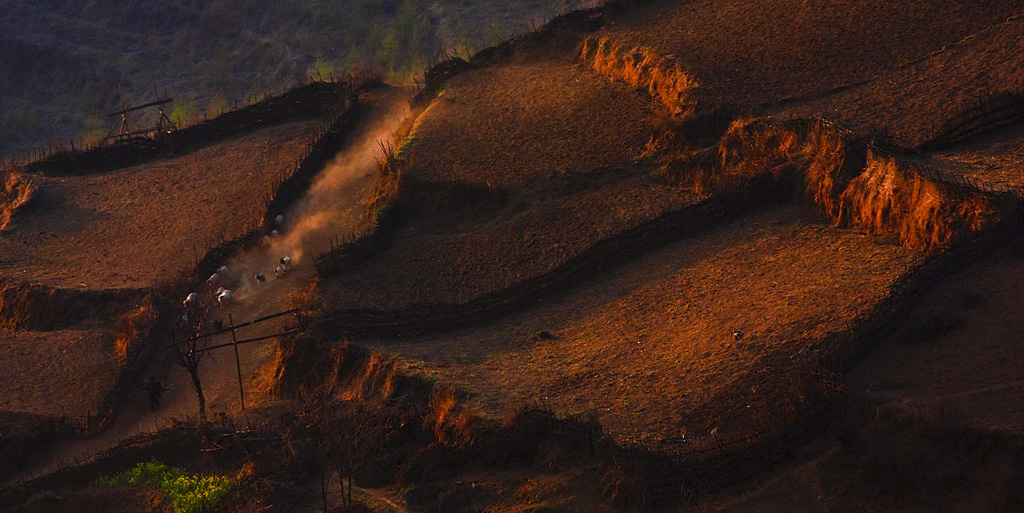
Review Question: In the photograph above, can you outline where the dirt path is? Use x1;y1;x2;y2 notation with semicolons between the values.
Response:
13;87;410;482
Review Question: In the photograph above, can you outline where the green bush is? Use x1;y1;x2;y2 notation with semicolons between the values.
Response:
97;459;234;513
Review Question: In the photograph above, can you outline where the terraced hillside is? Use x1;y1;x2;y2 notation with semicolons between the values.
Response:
0;84;350;424
0;118;328;291
8;1;1024;511
307;0;1023;456
586;0;1024;142
320;59;688;309
371;205;921;449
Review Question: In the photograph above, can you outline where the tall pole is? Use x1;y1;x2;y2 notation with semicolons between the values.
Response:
229;314;246;410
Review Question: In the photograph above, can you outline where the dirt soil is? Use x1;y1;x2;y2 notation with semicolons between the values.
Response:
0;116;330;291
847;245;1024;432
0;328;113;417
596;0;1024;144
775;13;1024;147
10;87;409;483
366;205;921;449
690;243;1024;513
10;485;155;513
319;59;702;309
935;125;1024;194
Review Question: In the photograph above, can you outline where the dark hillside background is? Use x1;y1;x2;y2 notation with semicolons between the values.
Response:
0;0;593;159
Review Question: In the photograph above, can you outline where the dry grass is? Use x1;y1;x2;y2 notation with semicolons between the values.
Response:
0;328;115;417
838;151;993;249
427;381;480;446
0;117;329;291
0;167;33;231
369;206;921;449
0;280;139;331
342;350;399;401
365;141;406;228
579;35;699;117
112;296;158;368
800;122;853;217
658;118;997;249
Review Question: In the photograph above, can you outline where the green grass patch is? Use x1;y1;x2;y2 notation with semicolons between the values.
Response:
96;459;234;513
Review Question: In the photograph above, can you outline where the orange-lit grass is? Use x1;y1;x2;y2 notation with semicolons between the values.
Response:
365;145;406;224
838;151;993;249
427;380;480;446
113;296;157;368
371;206;921;450
579;35;699;117
0;167;33;231
660;118;997;249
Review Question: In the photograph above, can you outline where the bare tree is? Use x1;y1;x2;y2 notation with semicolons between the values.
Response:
306;394;395;509
171;302;211;418
333;400;393;508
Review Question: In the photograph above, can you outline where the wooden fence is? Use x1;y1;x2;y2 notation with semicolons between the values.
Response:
16;78;354;177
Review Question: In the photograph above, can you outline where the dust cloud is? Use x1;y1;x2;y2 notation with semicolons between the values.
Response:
219;94;410;305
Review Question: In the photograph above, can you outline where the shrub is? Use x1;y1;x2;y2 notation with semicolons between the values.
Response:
113;296;158;368
366;140;406;226
96;459;234;513
0;168;33;231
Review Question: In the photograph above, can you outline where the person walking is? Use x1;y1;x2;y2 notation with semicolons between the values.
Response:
145;376;163;411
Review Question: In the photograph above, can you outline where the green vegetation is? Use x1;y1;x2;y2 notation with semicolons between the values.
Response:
96;459;233;513
313;52;335;81
0;0;575;160
0;0;438;159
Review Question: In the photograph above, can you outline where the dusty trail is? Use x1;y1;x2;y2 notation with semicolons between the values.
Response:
13;87;410;482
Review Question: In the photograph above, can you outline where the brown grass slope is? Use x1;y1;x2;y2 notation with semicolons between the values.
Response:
848;244;1024;433
365;205;920;450
318;59;697;310
0;117;329;291
935;124;1024;194
582;0;1024;164
0;329;114;418
777;14;1024;148
590;0;1024;109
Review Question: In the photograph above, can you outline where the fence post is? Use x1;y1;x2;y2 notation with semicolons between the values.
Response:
229;314;246;410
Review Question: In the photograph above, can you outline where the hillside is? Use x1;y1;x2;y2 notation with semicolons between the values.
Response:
0;0;590;160
7;1;1024;512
